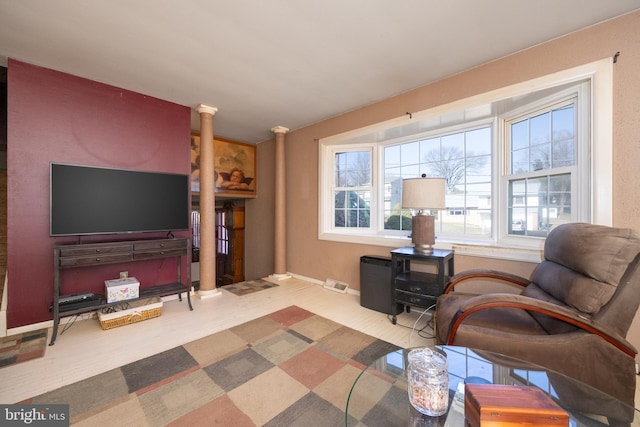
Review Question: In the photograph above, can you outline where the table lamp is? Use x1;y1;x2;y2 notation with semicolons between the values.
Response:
402;175;446;253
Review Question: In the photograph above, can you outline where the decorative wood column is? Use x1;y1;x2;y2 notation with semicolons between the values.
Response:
195;104;221;299
270;126;290;280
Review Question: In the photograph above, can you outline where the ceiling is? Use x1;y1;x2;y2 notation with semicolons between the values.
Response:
1;1;639;144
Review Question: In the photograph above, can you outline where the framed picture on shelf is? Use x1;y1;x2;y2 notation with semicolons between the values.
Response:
191;133;257;197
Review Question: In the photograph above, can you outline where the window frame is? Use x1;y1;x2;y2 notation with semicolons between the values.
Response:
318;59;612;262
497;82;591;247
379;118;495;242
320;143;377;236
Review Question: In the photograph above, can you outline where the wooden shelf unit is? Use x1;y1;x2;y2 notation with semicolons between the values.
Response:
50;237;192;345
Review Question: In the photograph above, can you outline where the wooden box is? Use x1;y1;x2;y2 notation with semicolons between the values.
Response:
465;384;568;427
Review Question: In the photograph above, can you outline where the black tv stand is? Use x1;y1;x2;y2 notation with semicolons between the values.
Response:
50;237;193;345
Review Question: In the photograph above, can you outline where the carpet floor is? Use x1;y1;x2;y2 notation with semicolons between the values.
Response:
23;306;400;426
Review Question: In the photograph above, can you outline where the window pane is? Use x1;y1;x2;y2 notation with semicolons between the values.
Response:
511;149;529;174
548;174;571;229
466;155;491;183
552;140;574;168
508;173;570;237
385;145;401;169
510;104;575;174
465;183;491;236
530;112;550;145
401;142;419;167
334;190;370;228
506;99;576;237
552;106;575;168
387;125;493;239
334;150;371;228
335;151;371;187
552;106;574;142
384;170;402;211
467;127;492;155
335;152;347;186
349;151;371;186
382;159;411;231
384;210;412;231
511;120;529;151
401;164;420;179
531;143;551;171
425;143;468;192
509;179;526;235
334;191;347;228
420;137;440;162
441;133;465;156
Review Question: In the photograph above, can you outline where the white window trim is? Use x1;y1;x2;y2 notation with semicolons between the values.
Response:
497;83;589;247
326;145;376;234
318;59;612;263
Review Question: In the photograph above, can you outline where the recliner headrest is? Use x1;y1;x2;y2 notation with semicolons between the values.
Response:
544;223;640;287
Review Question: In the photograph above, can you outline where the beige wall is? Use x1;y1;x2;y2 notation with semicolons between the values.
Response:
247;11;640;295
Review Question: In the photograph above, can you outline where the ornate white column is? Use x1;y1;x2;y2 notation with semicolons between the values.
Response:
195;104;221;299
269;126;290;280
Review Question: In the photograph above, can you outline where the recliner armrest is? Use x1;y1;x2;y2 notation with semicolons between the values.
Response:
443;269;530;294
448;293;637;357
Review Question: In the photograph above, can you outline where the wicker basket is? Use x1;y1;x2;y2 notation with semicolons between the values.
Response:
98;297;163;330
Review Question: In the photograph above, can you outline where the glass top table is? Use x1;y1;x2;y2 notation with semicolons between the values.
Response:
346;345;639;426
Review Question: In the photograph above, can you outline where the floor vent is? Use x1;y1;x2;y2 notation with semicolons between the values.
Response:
324;279;349;294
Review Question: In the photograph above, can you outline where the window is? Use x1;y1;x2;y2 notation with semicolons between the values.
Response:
504;97;582;238
216;209;229;255
333;149;372;229
321;145;376;235
382;126;492;237
318;59;612;261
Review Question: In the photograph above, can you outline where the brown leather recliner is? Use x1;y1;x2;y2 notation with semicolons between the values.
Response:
435;223;640;406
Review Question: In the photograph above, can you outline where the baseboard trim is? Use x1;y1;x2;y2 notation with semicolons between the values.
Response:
287;272;360;296
269;273;292;281
197;289;222;300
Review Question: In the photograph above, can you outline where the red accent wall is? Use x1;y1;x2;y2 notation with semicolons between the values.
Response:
7;59;191;328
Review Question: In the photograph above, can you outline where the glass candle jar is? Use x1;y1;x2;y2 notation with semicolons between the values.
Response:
407;347;449;416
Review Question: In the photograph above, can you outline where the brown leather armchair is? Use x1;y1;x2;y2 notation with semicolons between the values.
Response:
435;223;640;406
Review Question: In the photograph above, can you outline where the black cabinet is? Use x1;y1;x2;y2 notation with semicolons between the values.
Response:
360;256;405;315
390;247;454;324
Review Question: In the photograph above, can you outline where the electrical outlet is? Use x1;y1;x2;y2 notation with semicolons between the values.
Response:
119;271;128;279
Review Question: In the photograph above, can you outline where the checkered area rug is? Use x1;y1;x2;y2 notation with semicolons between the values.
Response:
23;306;400;425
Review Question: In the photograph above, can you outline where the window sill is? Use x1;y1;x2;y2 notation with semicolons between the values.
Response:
319;232;543;264
447;242;543;264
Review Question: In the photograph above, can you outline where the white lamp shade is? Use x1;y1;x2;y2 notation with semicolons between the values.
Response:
402;177;446;210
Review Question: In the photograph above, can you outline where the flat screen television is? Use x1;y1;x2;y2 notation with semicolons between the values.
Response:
50;163;190;236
